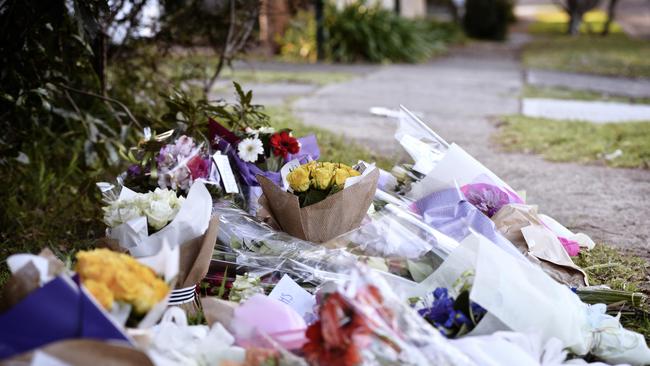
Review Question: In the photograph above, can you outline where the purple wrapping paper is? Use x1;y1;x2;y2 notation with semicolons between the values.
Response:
0;276;129;360
411;188;525;260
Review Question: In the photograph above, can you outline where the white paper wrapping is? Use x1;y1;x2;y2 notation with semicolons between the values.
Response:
144;307;246;366
408;143;516;201
414;233;650;365
108;181;212;257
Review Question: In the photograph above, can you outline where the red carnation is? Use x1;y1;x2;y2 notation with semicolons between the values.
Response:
269;131;300;159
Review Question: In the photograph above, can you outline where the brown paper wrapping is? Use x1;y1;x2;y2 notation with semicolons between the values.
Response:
492;204;587;287
257;169;379;243
0;339;153;366
0;249;65;313
172;216;219;314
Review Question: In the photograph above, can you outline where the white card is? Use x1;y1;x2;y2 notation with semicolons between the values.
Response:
212;153;240;194
280;159;301;191
268;274;316;323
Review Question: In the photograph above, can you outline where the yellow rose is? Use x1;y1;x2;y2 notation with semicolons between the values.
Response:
303;160;318;173
333;168;350;186
321;162;336;171
347;167;361;177
312;166;335;190
287;166;310;192
84;279;114;310
75;248;169;315
111;270;141;302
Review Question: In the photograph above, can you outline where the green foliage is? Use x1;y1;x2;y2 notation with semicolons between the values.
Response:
528;9;623;35
323;2;460;63
277;10;318;62
162;82;270;134
463;0;514;40
0;0;137;281
496;115;650;169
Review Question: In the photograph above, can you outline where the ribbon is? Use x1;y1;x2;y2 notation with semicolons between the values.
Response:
168;284;197;306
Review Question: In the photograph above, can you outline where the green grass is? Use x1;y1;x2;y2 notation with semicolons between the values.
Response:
266;104;397;170
523;34;650;79
495;115;650;169
523;85;650;105
575;244;650;340
528;8;624;35
221;69;355;86
576;244;649;293
523;8;650;79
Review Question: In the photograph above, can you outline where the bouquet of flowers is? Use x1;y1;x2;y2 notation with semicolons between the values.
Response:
103;188;185;232
414;272;486;339
302;266;472;365
75;249;170;317
207;83;320;212
283;161;360;207
385;106;594;285
119;129;222;196
258;160;379;242
0;250;132;359
102;181;212;258
411;233;650;365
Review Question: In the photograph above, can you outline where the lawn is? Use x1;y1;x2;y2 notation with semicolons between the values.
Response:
495;115;650;169
221;69;355;86
523;85;650;105
523;9;650;79
266;104;397;170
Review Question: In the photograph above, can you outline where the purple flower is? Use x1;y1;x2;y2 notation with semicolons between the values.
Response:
461;183;520;217
418;287;487;338
126;164;142;177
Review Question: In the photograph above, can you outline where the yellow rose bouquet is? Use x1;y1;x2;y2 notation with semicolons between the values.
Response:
286;161;361;207
257;160;379;243
75;248;170;325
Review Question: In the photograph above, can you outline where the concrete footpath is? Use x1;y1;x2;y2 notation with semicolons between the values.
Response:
292;37;650;257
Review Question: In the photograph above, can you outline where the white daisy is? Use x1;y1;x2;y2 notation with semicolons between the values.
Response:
237;137;264;162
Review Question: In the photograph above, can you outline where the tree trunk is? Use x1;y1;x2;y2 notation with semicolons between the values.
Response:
568;8;582;35
601;0;619;36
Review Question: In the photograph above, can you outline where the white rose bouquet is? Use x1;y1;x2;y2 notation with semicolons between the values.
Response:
103;188;185;231
103;181;212;258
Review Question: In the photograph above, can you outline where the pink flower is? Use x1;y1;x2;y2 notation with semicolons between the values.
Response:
558;237;580;256
187;155;210;180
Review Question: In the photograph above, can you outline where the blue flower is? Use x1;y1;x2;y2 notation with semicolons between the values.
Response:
417;287;487;338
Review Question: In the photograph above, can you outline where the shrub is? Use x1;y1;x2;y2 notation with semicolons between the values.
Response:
325;2;435;63
277;10;318;62
277;2;462;63
463;0;514;40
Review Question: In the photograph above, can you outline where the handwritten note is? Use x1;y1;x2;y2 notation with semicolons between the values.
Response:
212;153;239;194
268;274;316;323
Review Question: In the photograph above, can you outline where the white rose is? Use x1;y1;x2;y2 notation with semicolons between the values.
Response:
144;200;175;230
103;204;121;227
118;205;143;224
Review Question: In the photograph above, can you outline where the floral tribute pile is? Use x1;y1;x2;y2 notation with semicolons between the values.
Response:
2;103;650;366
